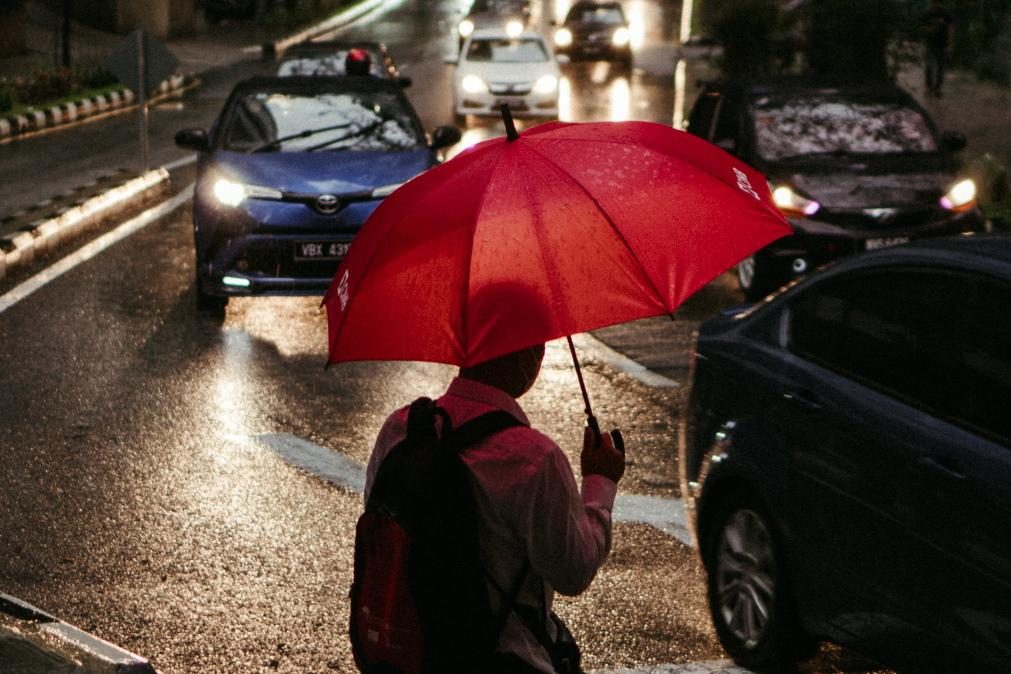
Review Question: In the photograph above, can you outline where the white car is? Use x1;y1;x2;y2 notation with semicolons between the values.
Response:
452;29;561;124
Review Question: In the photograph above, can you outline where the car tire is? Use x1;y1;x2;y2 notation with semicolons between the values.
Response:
195;276;228;316
702;491;817;670
736;254;779;301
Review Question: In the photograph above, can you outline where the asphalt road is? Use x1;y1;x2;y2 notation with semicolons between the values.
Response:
0;1;890;672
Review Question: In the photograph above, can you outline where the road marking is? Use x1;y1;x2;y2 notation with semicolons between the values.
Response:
591;662;751;673
163;154;198;171
571;332;679;388
252;432;693;545
0;185;193;315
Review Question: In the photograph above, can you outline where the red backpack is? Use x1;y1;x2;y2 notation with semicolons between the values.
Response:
350;397;524;674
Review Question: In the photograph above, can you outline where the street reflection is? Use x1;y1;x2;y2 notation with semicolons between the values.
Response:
213;330;255;438
609;76;631;121
673;58;687;129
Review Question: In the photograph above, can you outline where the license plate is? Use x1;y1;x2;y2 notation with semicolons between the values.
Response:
294;241;350;260
494;98;528;111
864;236;909;251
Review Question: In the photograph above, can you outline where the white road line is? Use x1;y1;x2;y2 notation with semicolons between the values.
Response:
251;432;693;546
163;154;198;171
0;185;193;315
590;661;752;673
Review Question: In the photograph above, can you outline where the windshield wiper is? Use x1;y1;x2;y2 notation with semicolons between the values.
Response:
247;122;354;153
304;120;385;152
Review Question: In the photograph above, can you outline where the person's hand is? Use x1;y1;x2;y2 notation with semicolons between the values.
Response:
581;426;625;484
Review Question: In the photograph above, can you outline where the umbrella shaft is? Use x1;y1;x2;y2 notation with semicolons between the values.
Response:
566;335;598;434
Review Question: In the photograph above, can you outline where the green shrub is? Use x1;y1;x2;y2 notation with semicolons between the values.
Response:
14;67;73;106
0;84;12;113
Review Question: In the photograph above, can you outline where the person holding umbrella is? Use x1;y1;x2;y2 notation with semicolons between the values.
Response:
366;337;625;673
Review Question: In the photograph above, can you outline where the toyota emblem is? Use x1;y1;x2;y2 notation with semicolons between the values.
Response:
316;194;340;214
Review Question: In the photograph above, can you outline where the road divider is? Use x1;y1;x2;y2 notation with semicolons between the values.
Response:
0;169;171;283
0;593;156;673
0;184;193;315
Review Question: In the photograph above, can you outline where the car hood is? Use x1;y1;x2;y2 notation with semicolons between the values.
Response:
458;60;559;83
209;149;435;195
789;172;951;208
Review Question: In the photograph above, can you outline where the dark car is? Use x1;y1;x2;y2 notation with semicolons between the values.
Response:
457;0;531;48
680;234;1011;673
276;40;410;86
174;76;460;311
551;1;632;67
686;80;986;300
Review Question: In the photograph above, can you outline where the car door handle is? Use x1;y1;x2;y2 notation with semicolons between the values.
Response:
916;456;967;482
782;388;823;411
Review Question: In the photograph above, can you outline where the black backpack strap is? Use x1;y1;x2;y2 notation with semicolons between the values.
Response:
444;410;523;454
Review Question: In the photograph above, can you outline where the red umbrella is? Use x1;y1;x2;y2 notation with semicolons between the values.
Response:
324;108;790;430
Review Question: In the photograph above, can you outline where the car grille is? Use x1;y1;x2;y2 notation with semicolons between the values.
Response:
819;206;945;231
489;82;532;95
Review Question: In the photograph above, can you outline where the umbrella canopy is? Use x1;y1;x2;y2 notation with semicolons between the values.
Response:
324;117;790;371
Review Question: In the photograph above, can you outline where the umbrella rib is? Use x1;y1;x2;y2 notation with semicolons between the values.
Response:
521;142;672;312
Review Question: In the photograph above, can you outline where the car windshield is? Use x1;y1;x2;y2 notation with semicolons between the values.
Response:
465;37;548;62
277;50;385;77
222;89;423;152
471;0;526;13
568;6;624;24
753;95;938;161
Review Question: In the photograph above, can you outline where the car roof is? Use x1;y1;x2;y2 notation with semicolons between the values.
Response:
707;78;918;104
469;27;544;40
813;234;1011;280
230;75;405;94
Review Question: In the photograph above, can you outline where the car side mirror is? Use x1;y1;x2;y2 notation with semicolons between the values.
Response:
175;128;210;151
396;76;413;88
432;125;463;150
941;131;967;152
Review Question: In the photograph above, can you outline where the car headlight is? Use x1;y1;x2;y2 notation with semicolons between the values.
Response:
940;178;977;212
461;74;488;94
505;19;524;38
612;27;630;47
534;74;559;94
772;185;821;217
554;27;573;47
371;182;404;198
458;19;474;37
212;179;283;207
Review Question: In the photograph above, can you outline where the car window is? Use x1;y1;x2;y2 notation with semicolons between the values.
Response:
222;90;424;152
752;95;938;161
465;37;548;62
789;268;968;418
277;50;386;78
950;277;1011;444
567;6;624;24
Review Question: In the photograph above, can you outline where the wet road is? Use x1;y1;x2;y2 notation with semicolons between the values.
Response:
0;1;888;672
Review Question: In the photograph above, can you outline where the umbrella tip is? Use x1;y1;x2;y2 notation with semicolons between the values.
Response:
500;104;519;142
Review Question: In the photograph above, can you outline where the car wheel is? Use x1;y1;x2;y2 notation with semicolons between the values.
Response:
703;492;816;670
195;276;227;316
737;255;778;301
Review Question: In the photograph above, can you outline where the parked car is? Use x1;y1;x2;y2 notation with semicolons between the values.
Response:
456;0;531;48
680;234;1011;673
452;28;561;125
685;80;986;300
174;76;460;312
552;0;632;68
276;40;410;86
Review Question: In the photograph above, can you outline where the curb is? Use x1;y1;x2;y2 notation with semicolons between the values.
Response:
0;73;190;142
0;593;156;673
0;169;170;282
261;0;394;58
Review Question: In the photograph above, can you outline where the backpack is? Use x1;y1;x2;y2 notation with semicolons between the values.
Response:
350;397;524;674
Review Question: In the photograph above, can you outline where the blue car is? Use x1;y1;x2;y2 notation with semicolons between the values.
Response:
680;235;1011;673
175;76;460;311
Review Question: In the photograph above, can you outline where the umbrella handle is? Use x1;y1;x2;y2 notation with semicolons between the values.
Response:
566;335;600;440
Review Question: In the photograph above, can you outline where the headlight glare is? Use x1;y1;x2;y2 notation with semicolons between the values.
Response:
462;74;488;94
534;74;559;94
554;27;573;47
505;19;523;38
772;185;821;217
612;27;630;46
458;19;474;37
940;178;977;211
213;179;246;207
